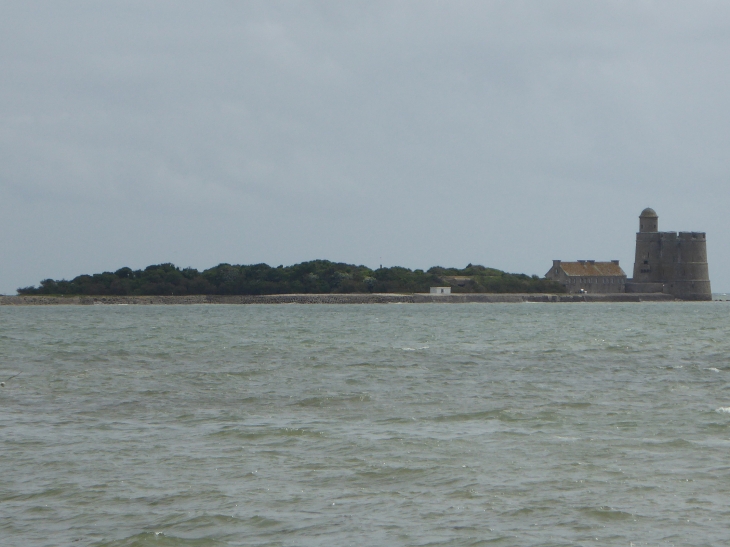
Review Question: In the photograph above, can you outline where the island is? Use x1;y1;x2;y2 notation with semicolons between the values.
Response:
14;261;564;297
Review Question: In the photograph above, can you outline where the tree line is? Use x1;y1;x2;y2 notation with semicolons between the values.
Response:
17;260;566;296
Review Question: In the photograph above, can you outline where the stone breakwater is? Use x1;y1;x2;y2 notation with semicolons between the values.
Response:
0;293;679;305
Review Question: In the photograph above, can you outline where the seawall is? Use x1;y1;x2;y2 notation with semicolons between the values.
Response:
0;293;679;305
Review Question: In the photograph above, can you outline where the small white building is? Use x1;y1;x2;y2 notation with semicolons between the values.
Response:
430;287;451;295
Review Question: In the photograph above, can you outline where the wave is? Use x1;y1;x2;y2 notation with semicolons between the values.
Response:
293;394;372;407
96;531;228;546
579;505;635;521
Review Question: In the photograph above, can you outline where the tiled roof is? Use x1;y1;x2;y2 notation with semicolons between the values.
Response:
559;262;626;277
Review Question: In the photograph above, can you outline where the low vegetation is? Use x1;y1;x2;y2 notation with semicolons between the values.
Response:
17;261;566;296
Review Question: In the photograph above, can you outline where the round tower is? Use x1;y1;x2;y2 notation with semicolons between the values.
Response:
666;232;712;300
639;207;658;232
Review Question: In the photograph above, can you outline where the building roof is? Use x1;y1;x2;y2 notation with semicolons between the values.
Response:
559;262;626;277
640;207;658;218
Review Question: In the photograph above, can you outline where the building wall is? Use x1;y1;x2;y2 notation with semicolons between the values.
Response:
625;282;664;293
561;275;625;294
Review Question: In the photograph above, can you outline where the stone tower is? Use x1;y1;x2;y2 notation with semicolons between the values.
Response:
630;208;711;300
633;208;661;284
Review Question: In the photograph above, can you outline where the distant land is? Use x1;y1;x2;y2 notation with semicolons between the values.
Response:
16;261;565;296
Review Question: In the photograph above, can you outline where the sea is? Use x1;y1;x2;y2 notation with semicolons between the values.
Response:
2;301;730;547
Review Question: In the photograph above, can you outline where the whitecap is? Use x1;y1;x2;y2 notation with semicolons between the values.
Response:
402;347;416;351
715;407;730;414
708;368;721;372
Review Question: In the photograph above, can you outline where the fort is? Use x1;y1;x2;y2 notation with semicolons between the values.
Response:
546;208;711;300
4;208;711;304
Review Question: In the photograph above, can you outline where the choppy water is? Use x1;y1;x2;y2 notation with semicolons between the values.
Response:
2;303;730;546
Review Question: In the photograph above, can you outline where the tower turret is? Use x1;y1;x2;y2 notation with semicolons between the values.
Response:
639;207;658;233
633;207;662;282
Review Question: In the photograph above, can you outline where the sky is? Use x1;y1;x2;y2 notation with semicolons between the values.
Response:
2;1;730;294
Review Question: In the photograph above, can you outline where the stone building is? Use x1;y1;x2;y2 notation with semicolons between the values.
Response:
545;208;712;300
625;208;711;300
545;260;626;294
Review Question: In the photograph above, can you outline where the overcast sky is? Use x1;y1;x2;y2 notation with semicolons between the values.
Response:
1;1;729;294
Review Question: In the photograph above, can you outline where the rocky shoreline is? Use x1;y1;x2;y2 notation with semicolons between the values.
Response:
0;293;680;305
